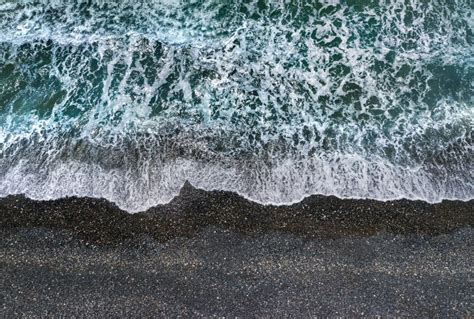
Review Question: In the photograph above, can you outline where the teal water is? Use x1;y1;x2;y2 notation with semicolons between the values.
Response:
0;0;472;212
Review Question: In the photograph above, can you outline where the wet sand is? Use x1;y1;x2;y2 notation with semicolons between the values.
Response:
1;183;473;317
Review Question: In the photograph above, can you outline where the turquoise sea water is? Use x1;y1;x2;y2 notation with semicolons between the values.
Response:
0;0;472;212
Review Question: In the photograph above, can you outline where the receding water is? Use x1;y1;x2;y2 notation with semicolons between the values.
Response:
0;0;472;212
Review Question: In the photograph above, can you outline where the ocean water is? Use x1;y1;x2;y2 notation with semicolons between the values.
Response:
0;0;472;212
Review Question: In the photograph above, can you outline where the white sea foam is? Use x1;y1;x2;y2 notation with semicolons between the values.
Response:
0;0;472;212
0;150;472;213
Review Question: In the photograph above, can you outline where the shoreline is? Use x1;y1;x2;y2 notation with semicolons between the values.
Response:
1;182;473;244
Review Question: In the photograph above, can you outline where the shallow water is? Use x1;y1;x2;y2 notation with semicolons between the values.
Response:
0;0;472;212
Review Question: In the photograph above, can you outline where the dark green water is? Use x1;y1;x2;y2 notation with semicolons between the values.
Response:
0;0;472;211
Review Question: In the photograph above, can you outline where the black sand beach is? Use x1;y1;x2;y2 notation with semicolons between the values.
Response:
2;1;473;317
1;183;473;317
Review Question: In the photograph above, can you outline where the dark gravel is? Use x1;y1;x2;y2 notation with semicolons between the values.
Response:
1;183;473;317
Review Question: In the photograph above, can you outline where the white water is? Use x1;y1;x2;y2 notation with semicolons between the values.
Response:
0;0;472;212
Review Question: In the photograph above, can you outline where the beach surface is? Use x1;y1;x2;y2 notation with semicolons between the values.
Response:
1;183;473;317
